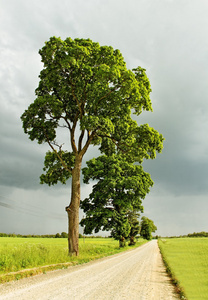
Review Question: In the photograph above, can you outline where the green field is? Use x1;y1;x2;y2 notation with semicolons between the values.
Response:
158;238;208;300
0;237;146;282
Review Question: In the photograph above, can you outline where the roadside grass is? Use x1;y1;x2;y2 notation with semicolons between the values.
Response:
158;238;208;300
0;237;147;283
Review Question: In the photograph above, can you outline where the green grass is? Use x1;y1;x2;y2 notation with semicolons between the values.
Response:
0;237;147;283
158;238;208;300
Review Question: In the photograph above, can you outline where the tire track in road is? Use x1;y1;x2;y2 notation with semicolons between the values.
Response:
0;240;179;300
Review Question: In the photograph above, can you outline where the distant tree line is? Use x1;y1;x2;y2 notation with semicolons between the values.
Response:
164;232;208;238
0;232;110;238
187;232;208;238
0;232;68;238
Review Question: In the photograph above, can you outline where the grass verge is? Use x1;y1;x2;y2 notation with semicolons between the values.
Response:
158;239;187;299
158;238;208;300
0;237;147;283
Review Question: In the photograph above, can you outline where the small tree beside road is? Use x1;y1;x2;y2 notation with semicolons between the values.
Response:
140;216;157;240
80;154;154;246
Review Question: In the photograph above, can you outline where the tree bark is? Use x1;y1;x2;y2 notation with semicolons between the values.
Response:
119;236;126;247
66;155;82;256
129;236;136;246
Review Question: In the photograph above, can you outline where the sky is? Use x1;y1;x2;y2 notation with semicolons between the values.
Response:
1;0;208;237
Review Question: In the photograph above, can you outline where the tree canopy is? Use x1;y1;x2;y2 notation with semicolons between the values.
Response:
140;216;157;240
21;37;163;174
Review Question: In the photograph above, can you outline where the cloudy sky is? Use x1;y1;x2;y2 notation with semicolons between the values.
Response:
1;0;208;237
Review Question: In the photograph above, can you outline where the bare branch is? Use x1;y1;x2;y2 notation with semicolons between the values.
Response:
51;140;65;152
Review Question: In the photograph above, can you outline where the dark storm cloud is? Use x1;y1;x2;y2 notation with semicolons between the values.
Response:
132;0;208;198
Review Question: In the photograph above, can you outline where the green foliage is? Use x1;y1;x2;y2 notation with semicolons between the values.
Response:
40;151;75;185
55;232;68;238
110;210;131;244
140;216;157;240
80;154;153;244
187;231;208;237
20;36;164;254
61;232;68;238
127;211;140;245
21;36;164;186
0;233;56;238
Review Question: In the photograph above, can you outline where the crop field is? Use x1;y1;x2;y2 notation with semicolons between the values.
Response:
158;238;208;300
0;237;146;282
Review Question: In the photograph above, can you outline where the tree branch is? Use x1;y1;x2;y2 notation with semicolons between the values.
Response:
70;79;82;115
70;113;79;153
78;129;85;152
98;133;129;153
94;84;122;114
80;131;96;157
45;136;72;174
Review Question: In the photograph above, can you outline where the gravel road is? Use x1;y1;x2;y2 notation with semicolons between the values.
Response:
0;240;179;300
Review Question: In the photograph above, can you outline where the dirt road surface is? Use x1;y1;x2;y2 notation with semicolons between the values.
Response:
0;240;179;300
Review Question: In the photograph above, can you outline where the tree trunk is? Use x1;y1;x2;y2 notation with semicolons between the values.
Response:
119;236;126;247
66;155;82;256
129;236;136;246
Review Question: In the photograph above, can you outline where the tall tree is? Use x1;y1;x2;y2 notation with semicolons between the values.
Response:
21;36;163;256
80;154;154;246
